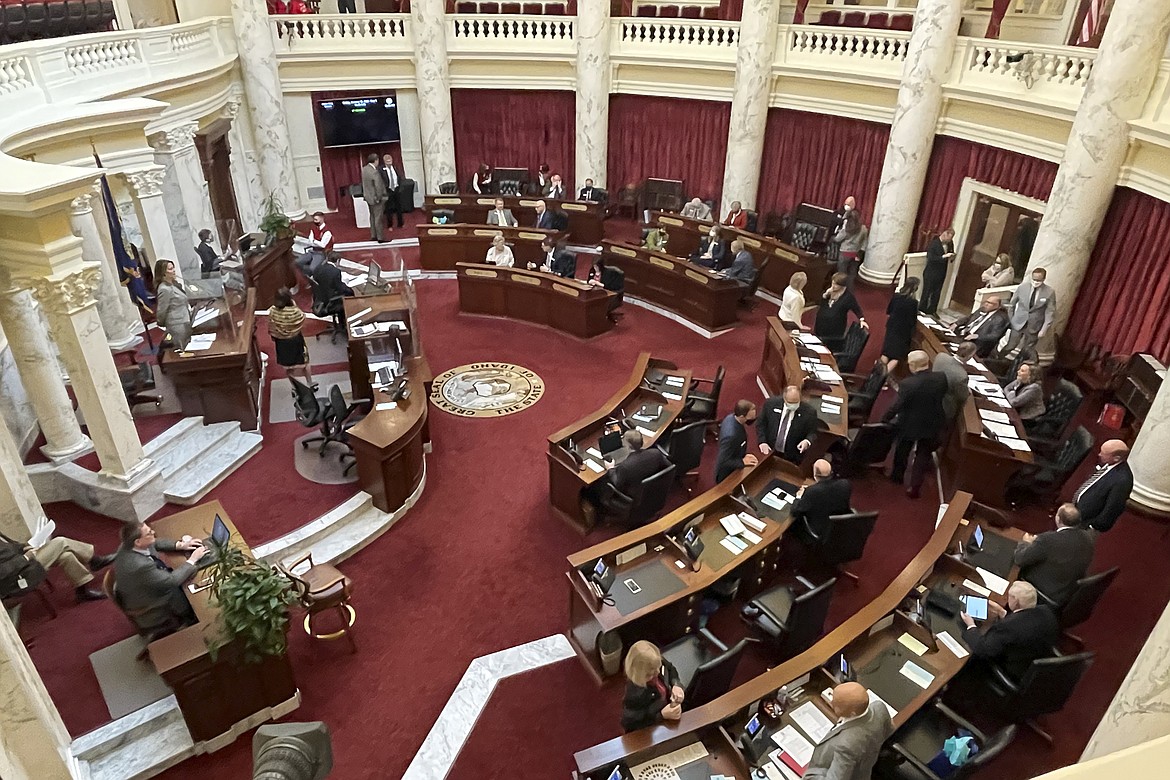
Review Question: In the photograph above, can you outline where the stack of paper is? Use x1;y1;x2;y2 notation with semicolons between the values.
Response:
771;726;815;772
820;398;842;416
719;513;747;535
868;689;898;719
983;420;1018;439
790;701;835;744
1000;437;1031;452
899;660;935;689
341;272;365;287
761;487;793;511
351;324;376;338
976;566;1010;595
936;631;970;659
796;333;823;346
979;409;1011;424
191;307;220;327
662;391;683;401
807;344;831;355
664;376;685;388
185;334;217;351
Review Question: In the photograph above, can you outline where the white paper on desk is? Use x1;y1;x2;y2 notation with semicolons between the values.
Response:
191;308;220;327
761;762;792;780
346;307;372;322
375;402;397;411
937;631;970;659
719;513;747;535
868;689;898;719
373;321;395;333
771;725;815;766
341;273;364;286
1000;437;1031;452
984;421;1018;439
791;701;835;744
989;397;1013;408
339;259;367;272
29;519;55;549
741;529;763;546
761;492;789;510
900;660;935;689
977;566;1010;595
368;361;398;373
820;402;841;415
719;537;744;556
808;345;831;355
184;340;216;351
350;325;376;338
585;447;602;459
664;376;685;386
797;333;823;345
584;459;604;474
979;410;1011;424
822;395;844;405
726;534;749;552
961;579;992;597
662;391;683;401
741;515;767;533
635;425;656;439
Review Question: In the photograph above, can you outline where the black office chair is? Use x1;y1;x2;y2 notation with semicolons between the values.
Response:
742;576;837;660
1036;566;1119;648
64;1;86;35
844;363;886;428
663;418;712;493
600;265;625;321
1005;426;1094;508
551;210;570;231
438;181;458;195
794;510;878;585
1;5;27;44
833;423;896;478
833;322;870;374
1027;379;1084;452
328;386;369;476
291;377;336;456
682;366;724;430
308;275;346;344
984;651;1094;744
745;210;759;233
876;702;1017;780
660;630;751;710
592;188;609;204
995;347;1038;387
119;359;162;409
24;2;47;40
599;461;677;529
738;255;770;310
498;180;520;196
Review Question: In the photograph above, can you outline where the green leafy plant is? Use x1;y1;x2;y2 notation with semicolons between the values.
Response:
206;540;298;665
259;192;294;241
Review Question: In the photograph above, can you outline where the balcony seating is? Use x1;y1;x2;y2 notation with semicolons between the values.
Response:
455;1;476;12
501;1;521;11
842;11;866;27
636;5;656;17
545;2;566;14
479;1;499;12
522;2;542;14
817;10;841;26
680;5;700;19
701;5;717;19
0;0;119;43
889;13;914;31
866;12;888;29
659;4;679;17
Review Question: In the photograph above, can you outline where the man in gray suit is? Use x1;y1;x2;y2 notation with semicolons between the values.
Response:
932;340;975;421
113;521;207;634
361;152;388;243
805;682;894;780
485;197;517;227
723;239;756;286
1000;267;1056;357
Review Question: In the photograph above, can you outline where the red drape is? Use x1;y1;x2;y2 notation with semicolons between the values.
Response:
793;0;812;25
607;94;731;205
985;0;1012;39
1068;188;1170;363
451;89;575;189
756;109;889;223
312;90;403;213
914;135;1057;251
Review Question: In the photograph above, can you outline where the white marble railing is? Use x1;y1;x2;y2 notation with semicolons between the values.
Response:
0;56;35;97
783;25;912;69
447;14;575;48
617;19;739;50
952;38;1096;109
64;38;143;76
272;13;410;46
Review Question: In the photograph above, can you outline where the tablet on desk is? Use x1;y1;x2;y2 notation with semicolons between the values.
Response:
961;594;989;621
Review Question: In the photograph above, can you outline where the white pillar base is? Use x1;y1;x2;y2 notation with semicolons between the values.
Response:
858;262;898;286
28;458;164;523
1131;481;1170;515
40;433;95;465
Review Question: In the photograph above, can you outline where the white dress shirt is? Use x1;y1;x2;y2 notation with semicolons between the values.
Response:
485;246;515;268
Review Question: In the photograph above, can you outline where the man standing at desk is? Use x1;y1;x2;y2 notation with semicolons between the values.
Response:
804;681;893;780
715;400;759;483
1072;439;1133;535
114;522;207;635
361;153;388;243
757;385;818;464
1001;268;1056;358
381;152;405;231
883;350;948;499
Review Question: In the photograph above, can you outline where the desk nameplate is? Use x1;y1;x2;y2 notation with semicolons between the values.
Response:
426;227;458;236
612;246;637;257
512;273;543;286
433;197;462;205
553;283;581;297
649;257;674;270
685;269;710;284
465;268;498;279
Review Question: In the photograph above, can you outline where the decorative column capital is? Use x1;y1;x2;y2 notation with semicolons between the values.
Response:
224;98;242;120
148;122;199;154
70;193;95;216
28;267;102;316
123;168;167;199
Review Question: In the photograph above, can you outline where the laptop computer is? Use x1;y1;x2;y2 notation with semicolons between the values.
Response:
195;514;231;569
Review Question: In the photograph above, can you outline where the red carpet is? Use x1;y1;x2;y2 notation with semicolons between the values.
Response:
15;229;1168;779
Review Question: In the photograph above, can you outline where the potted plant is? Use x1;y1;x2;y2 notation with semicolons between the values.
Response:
206;540;298;665
259;192;295;245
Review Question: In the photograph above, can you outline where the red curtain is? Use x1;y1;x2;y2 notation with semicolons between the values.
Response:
985;0;1012;39
793;0;812;25
914;135;1057;250
312;90;403;213
756;109;889;223
1068;188;1170;363
607;94;731;204
451;89;575;189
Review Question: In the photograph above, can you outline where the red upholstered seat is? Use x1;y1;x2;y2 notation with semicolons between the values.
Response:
501;1;521;11
817;10;841;26
545;1;566;14
889;13;913;31
680;6;700;18
865;12;889;29
659;5;680;18
701;5;718;19
842;11;866;27
636;5;656;16
479;0;500;11
522;1;542;14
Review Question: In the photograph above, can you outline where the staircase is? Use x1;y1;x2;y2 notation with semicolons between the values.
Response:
144;418;263;505
71;696;194;780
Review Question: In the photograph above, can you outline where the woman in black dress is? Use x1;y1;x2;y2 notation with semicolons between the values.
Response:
620;640;683;732
267;287;312;387
881;277;920;382
814;272;868;353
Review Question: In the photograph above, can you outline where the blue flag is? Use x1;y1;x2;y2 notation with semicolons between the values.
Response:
98;175;154;315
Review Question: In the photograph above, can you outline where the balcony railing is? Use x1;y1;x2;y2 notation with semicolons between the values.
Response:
272;13;410;46
953;38;1096;109
618;18;738;49
447;14;575;55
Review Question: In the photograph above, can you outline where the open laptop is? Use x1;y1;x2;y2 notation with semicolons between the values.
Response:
195;514;231;569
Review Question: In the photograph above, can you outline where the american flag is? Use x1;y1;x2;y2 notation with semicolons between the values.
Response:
1074;0;1106;46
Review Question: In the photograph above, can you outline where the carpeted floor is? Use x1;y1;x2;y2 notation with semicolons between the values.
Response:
13;222;1169;780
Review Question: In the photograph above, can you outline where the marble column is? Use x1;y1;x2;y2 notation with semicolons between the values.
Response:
122;168;183;280
411;0;457;193
150;122;218;281
859;0;962;285
1126;378;1170;513
70;194;141;351
0;609;78;780
29;267;146;480
719;0;781;215
575;0;611;190
225;94;263;231
0;282;92;464
0;414;50;541
230;0;304;219
1021;0;1170;335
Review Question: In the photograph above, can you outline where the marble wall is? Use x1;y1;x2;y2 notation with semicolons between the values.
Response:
0;338;36;457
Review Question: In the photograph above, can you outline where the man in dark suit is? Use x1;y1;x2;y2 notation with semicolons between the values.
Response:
757;385;818;464
1014;503;1095;605
920;227;955;315
608;430;670;497
195;229;220;275
533;199;555;230
113;521;207;634
1072;439;1134;534
792;459;852;541
360;152;388;242
543;174;566;200
883;350;948;498
951;295;1011;358
723;240;756;287
715;400;759;483
381;152;405;230
578;178;601;202
804;681;893;780
961;580;1060;681
312;255;354;301
530;238;575;278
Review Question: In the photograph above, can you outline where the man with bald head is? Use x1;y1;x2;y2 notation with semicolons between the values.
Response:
883;350;949;498
680;197;713;222
951;295;1011;358
962;580;1060;681
792;459;852;543
1072;439;1133;534
757;385;819;464
804;681;893;780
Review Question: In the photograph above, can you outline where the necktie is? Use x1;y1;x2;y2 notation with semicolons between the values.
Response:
962;311;990;336
389;168;398;189
777;410;792;451
150;553;172;572
1074;466;1107;504
1029;287;1038;308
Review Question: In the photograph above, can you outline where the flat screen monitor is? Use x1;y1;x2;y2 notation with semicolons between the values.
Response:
317;94;401;148
746;713;762;737
972;525;985;549
368;261;382;286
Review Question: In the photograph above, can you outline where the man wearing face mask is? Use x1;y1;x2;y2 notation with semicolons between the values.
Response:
715;400;759;483
692;224;727;269
295;212;334;276
757;385;818;464
832;195;856;234
1001;267;1056;357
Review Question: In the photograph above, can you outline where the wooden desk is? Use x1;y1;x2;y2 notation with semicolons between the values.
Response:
455;262;616;339
242;237;296;310
547;353;690;534
417;223;559;272
566;459;809;683
600;240;743;331
649;211;834;303
424;194;605;244
159;288;261;431
343;292;415;400
148;502;298;748
759;317;851;448
915;321;1034;508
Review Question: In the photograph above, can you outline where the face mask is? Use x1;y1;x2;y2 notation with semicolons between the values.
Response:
843;204;852;211
784;401;800;412
709;229;717;237
1031;279;1043;288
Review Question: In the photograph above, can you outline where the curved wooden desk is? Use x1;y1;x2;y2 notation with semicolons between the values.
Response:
455;262;616;339
417;223;559;271
759;317;851;445
547;353;691;533
600;240;744;331
650;210;834;303
424;194;604;243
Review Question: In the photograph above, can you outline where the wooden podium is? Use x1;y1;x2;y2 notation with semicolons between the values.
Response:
242;238;296;311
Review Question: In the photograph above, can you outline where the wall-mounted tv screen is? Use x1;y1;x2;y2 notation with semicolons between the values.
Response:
316;94;401;148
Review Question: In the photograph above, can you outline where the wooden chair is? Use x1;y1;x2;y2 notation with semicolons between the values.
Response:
281;553;357;652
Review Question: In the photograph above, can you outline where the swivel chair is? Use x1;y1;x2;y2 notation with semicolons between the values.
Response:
661;630;751;709
742;576;837;661
598;460;676;529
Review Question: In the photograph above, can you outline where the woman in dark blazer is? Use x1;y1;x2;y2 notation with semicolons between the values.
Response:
881;277;920;381
814;272;867;353
621;640;684;732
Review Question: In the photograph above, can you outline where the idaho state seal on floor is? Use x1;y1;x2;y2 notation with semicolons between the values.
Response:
429;363;545;417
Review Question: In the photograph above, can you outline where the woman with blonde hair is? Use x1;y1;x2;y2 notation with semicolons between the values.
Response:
621;640;684;732
485;233;514;267
982;253;1016;287
779;271;808;328
153;259;192;350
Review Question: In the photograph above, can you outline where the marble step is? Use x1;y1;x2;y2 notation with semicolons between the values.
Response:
73;696;194;780
254;492;378;567
144;418;234;478
162;428;263;506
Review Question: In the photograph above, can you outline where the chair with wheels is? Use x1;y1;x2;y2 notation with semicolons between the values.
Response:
738;255;770;310
844;362;886;427
876;702;1017;780
1027;379;1084;452
117;351;163;408
308;275;346;344
794;510;879;585
742;576;837;660
833;423;896;479
1005;426;1094;508
983;651;1094;744
833;321;870;374
661;629;751;709
1036;566;1119;648
598;460;677;529
600;265;624;321
102;569;191;660
663;418;712;492
682;365;724;425
291;377;342;456
328;385;370;476
280;552;357;652
438;181;459;194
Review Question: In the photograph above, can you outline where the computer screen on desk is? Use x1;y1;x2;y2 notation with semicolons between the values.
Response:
368;261;382;287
